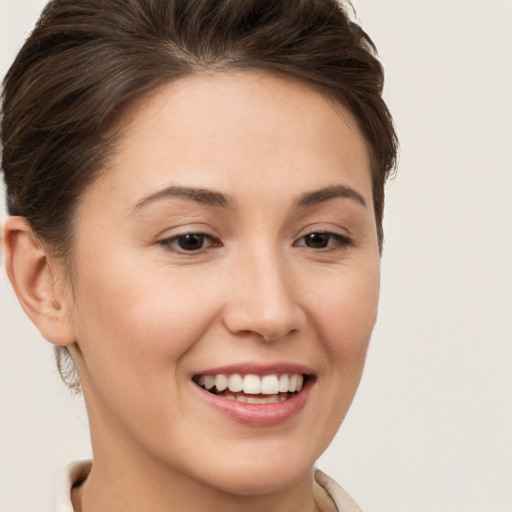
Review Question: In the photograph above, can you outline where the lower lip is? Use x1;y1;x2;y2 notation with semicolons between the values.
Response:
192;379;313;427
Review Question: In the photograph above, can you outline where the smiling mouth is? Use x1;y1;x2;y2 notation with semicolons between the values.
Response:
193;373;308;404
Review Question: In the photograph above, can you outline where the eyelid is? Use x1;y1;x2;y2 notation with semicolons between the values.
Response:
153;221;219;244
293;220;353;240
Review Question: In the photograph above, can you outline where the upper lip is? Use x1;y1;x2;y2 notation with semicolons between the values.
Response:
192;361;315;377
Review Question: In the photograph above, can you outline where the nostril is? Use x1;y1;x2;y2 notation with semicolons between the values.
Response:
258;327;298;343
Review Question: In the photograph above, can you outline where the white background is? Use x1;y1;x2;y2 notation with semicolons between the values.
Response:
1;1;511;511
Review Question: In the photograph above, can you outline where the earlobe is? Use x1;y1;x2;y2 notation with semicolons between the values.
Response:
2;216;75;347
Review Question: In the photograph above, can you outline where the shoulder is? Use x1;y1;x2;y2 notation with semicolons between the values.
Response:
314;468;364;512
51;459;92;512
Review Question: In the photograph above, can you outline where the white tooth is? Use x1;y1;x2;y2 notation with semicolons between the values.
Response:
228;374;243;393
215;374;228;391
296;374;304;392
279;395;288;402
243;374;261;394
267;395;280;403
288;374;298;392
246;396;261;404
204;375;215;390
236;394;248;403
197;375;205;386
261;375;279;394
278;374;289;393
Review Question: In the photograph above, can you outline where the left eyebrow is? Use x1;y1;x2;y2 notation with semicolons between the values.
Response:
294;184;367;209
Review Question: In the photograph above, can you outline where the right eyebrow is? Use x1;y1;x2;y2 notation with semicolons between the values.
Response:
131;185;238;213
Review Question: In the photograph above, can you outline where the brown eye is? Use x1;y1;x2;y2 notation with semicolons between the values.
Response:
296;232;353;250
304;233;331;249
160;233;219;252
176;234;206;251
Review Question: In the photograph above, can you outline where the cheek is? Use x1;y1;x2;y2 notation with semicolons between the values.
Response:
69;260;228;442
312;262;380;364
70;257;221;388
292;261;380;451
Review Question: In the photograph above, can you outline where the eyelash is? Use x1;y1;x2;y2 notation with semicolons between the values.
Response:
158;231;353;254
158;233;220;253
293;231;353;251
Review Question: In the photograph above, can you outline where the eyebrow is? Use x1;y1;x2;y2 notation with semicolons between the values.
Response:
294;184;367;208
132;183;366;214
132;185;237;212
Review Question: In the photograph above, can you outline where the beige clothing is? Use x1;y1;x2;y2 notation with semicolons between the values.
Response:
52;459;363;512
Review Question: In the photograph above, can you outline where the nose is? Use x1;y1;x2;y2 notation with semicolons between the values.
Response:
222;246;305;342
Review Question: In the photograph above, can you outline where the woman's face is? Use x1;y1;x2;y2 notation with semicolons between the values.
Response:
65;71;380;495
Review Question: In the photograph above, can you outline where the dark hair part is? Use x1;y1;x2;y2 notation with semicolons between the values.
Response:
1;0;398;391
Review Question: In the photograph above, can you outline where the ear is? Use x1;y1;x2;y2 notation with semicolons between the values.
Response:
2;216;75;346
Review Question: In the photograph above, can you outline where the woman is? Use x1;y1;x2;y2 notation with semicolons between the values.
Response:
1;0;397;511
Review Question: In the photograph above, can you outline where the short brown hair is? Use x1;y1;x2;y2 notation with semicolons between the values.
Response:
2;0;398;390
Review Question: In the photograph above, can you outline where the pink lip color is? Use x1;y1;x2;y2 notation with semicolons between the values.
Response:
193;361;314;377
191;373;314;427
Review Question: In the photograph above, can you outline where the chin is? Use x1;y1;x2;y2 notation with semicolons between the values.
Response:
184;436;322;497
201;458;312;496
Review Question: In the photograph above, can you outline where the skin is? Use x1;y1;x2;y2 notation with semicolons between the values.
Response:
3;71;380;512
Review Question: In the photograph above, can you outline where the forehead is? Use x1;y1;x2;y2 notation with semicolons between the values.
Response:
86;70;373;212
